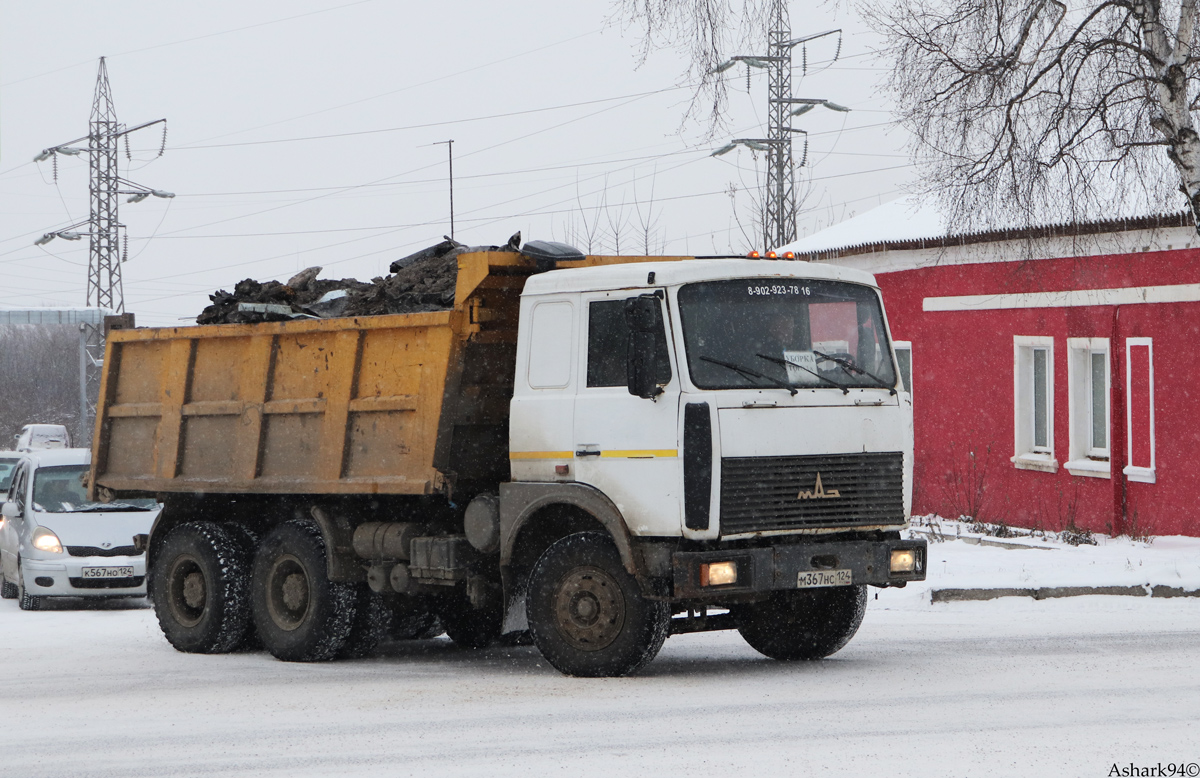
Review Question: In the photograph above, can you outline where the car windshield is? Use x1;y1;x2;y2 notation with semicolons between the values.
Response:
31;465;157;513
0;459;17;492
678;278;897;391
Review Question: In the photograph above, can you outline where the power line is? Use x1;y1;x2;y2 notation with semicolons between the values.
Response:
0;0;380;89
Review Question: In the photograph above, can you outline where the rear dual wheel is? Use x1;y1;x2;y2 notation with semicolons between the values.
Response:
250;521;358;662
150;522;252;653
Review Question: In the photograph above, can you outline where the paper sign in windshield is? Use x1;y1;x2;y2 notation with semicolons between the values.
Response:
782;350;820;385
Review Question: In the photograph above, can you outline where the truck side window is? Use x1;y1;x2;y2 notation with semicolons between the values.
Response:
587;299;672;388
527;301;575;389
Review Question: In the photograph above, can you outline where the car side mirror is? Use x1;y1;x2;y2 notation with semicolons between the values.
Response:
625;294;663;399
1;501;17;520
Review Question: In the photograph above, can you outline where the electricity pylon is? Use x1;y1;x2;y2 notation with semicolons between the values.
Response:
34;57;171;442
710;2;845;252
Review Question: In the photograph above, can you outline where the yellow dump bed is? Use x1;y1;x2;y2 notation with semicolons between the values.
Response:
89;251;539;498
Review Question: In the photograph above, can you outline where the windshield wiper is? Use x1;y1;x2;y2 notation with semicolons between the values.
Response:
812;350;896;395
755;353;848;395
699;355;797;395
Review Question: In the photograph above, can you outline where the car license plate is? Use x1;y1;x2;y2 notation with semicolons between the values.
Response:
797;569;852;588
81;566;134;579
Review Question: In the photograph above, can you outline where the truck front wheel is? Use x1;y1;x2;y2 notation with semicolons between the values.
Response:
526;532;669;677
150;522;251;653
734;585;867;661
250;520;357;662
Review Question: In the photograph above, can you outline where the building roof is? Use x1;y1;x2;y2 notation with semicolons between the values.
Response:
779;195;1194;262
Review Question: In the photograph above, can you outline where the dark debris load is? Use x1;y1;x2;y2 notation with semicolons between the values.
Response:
196;232;522;325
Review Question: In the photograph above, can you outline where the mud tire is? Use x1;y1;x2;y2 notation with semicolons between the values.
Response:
336;585;392;659
734;585;867;661
526;532;669;677
439;595;503;650
1;577;17;599
250;520;356;662
149;522;252;653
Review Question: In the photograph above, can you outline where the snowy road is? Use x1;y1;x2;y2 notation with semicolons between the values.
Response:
1;594;1197;777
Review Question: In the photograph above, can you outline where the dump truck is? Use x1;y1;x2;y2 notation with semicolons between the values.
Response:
89;248;926;677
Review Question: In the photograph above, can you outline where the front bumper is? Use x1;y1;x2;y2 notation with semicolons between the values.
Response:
21;555;147;597
671;537;926;600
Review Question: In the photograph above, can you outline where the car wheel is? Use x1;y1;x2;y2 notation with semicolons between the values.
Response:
150;522;252;653
1;575;17;600
526;532;669;677
17;560;43;611
250;520;357;662
734;585;867;661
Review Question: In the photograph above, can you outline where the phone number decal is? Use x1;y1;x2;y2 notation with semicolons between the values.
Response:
747;285;811;296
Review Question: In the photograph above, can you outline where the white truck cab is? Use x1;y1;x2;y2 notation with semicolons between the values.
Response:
511;259;913;539
495;258;924;674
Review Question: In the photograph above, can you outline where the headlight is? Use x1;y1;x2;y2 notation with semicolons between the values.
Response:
890;548;917;573
31;526;63;554
699;561;738;586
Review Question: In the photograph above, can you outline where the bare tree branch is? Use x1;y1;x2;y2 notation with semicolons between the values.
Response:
865;0;1200;234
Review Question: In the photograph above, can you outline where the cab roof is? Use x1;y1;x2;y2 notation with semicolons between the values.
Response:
522;258;880;297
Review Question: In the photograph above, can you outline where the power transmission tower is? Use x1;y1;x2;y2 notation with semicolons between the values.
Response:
710;5;844;253
34;57;172;443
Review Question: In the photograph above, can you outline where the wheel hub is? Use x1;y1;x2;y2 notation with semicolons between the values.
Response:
167;555;206;628
552;566;624;652
266;554;310;631
182;571;206;610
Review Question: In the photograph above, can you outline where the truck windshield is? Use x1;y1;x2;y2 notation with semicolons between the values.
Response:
32;465;157;513
678;278;897;391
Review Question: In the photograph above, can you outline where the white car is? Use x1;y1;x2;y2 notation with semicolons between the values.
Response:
14;424;71;452
0;448;159;610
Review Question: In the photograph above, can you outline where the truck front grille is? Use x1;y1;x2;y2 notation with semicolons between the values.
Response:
719;452;904;535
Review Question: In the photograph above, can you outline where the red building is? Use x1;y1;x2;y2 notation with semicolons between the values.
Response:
786;200;1200;537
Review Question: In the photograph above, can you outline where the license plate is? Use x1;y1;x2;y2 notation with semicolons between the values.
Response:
797;569;852;588
81;566;134;579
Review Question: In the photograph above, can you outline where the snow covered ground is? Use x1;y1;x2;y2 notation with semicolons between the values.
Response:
1;529;1198;777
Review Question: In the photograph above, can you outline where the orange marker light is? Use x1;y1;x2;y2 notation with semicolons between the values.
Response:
748;250;761;258
783;251;795;259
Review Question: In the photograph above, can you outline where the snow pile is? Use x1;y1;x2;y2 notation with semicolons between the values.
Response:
878;516;1200;610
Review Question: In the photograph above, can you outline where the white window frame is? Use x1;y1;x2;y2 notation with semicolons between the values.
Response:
893;341;912;397
1012;336;1057;472
1065;337;1111;479
1123;337;1156;484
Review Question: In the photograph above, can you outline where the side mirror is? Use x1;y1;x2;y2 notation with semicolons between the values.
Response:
1;502;18;520
625;294;663;399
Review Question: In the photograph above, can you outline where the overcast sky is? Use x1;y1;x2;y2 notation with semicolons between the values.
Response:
0;0;912;326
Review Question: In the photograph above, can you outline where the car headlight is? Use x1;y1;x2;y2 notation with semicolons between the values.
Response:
31;526;63;554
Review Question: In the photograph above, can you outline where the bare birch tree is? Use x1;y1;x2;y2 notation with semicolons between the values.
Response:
864;0;1200;233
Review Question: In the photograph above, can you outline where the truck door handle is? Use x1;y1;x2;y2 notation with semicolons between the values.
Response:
575;449;601;457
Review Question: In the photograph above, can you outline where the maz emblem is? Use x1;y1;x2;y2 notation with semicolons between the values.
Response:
797;473;840;499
